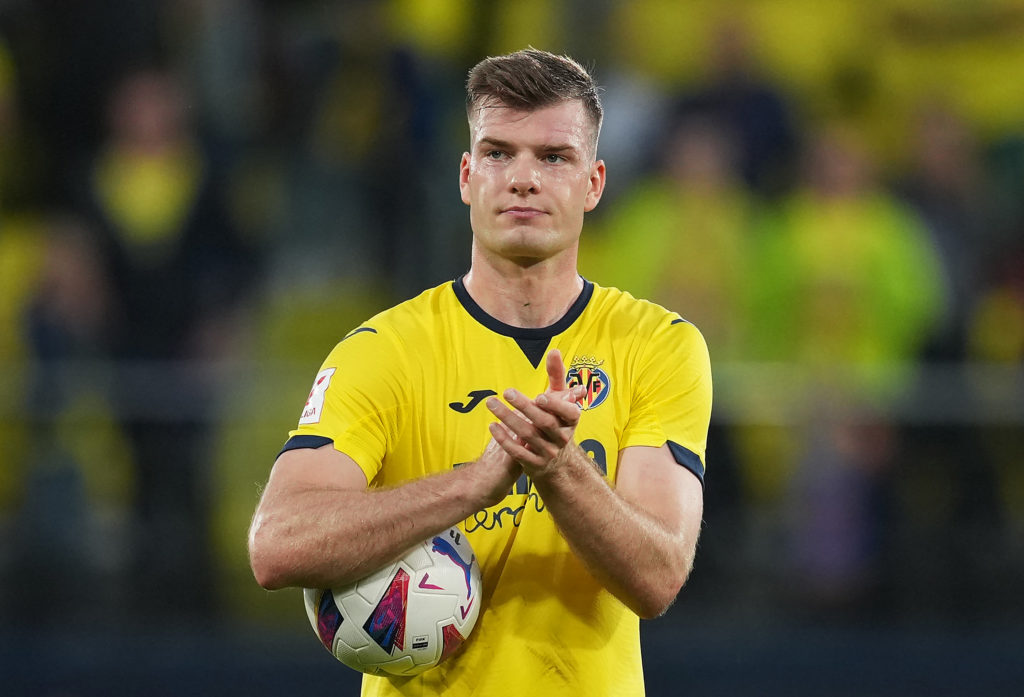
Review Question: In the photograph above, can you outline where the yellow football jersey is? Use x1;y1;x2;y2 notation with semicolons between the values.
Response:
284;277;712;697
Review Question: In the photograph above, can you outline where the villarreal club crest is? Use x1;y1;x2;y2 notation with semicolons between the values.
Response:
566;356;610;410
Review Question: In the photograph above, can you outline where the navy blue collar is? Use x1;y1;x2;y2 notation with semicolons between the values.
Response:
451;275;594;367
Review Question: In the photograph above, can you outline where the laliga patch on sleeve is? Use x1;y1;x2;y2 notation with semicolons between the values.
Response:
300;367;337;425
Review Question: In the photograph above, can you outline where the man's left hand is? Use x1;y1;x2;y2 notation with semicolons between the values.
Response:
486;349;585;479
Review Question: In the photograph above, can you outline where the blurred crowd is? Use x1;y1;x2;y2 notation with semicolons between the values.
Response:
1;0;1023;631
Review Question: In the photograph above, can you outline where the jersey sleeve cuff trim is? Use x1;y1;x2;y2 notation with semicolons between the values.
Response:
667;440;705;488
278;434;335;458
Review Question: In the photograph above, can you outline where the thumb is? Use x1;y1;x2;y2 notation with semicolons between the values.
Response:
546;349;566;393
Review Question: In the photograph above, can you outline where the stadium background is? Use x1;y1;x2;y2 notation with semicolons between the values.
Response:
1;1;1023;694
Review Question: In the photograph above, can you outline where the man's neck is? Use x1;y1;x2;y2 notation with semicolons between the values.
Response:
462;255;583;329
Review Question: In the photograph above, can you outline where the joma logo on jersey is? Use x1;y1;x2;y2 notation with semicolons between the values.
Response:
566;356;610;410
448;389;497;413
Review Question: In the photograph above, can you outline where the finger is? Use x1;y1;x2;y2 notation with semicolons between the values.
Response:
570;384;586;406
545;349;566;393
491;390;570;464
551;384;587;406
486;395;540;440
536;390;584;426
488;421;544;467
502;389;565;439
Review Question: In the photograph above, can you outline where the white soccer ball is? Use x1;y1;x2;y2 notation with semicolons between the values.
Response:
303;525;482;675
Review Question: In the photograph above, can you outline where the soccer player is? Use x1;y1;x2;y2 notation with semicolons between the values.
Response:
248;48;712;696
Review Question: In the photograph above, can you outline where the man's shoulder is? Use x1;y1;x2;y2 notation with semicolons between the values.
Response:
586;281;708;360
318;281;457;363
357;279;457;333
588;281;687;327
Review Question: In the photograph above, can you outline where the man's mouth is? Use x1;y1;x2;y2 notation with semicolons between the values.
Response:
502;207;546;220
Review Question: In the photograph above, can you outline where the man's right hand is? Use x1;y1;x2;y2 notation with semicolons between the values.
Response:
471;438;523;508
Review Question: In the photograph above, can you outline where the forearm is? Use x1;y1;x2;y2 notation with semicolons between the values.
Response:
485;354;704;617
249;456;501;590
530;445;697;618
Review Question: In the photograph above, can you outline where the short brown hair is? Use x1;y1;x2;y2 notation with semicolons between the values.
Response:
466;48;603;150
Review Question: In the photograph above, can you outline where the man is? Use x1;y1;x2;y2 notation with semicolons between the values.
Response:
248;48;711;696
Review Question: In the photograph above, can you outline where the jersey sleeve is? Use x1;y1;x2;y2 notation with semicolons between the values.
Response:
281;325;409;484
621;317;713;485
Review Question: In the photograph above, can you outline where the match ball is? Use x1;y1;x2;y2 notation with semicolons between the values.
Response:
303;526;482;675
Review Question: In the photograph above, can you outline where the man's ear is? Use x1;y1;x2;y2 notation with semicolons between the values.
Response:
584;159;606;212
459;152;472;206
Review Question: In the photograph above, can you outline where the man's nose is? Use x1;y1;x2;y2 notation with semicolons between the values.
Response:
508;159;540;194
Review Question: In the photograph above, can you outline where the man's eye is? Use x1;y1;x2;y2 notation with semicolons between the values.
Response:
545;154;565;164
487;150;505;159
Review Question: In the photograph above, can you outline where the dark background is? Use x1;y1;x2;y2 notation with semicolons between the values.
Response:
1;1;1023;694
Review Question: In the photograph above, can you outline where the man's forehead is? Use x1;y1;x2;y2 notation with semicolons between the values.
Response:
469;100;596;149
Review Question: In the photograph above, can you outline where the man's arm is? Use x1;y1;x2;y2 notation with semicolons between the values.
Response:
538;441;702;619
487;350;704;619
248;440;520;591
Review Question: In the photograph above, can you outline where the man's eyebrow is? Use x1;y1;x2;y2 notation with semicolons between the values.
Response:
477;137;512;150
536;140;577;150
539;143;577;153
477;137;579;154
